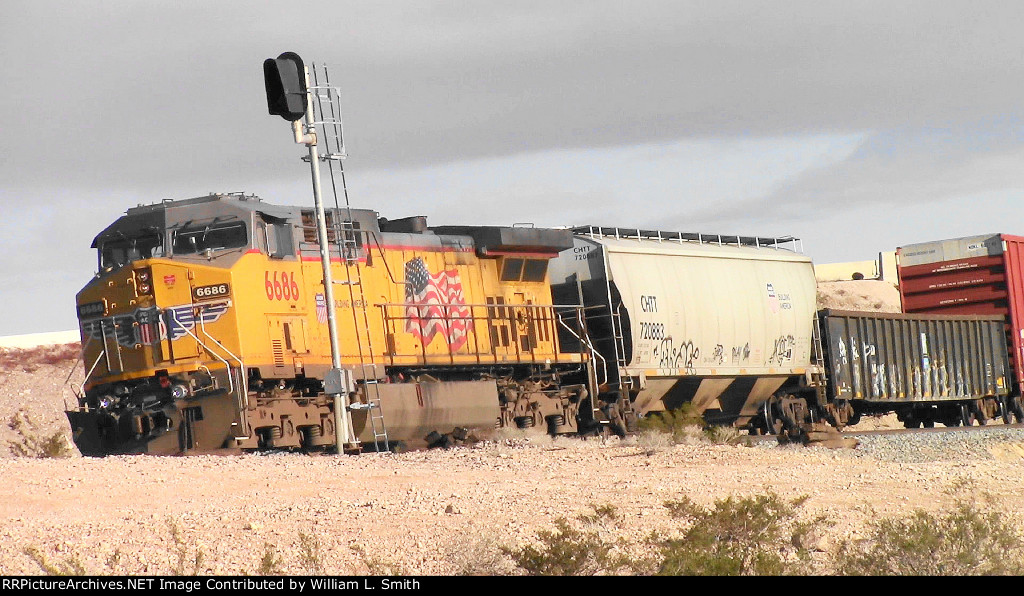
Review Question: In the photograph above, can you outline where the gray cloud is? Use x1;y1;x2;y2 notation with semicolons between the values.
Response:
680;119;1024;229
4;1;1024;196
4;1;1024;334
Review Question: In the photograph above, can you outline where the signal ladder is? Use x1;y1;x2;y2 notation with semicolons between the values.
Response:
309;62;390;452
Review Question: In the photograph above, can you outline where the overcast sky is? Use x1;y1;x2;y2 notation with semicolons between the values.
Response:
3;1;1024;335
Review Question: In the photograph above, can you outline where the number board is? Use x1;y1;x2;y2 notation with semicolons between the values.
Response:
193;283;231;302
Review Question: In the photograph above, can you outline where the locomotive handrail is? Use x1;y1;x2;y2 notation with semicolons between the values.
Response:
166;306;250;439
376;301;586;310
377;301;587;365
556;310;607;386
80;351;106;408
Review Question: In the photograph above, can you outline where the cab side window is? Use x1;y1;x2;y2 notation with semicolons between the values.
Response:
258;216;294;259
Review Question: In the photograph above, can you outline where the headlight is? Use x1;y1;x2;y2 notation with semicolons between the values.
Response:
98;395;114;409
170;384;190;400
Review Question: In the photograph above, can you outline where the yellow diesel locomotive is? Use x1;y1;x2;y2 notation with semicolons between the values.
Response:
70;193;594;455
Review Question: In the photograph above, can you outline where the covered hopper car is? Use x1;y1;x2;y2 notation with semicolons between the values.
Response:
549;226;822;434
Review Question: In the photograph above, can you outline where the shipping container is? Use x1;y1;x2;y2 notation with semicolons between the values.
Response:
819;309;1009;403
897;233;1024;394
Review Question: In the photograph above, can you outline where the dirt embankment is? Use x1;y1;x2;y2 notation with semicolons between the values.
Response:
816;279;901;313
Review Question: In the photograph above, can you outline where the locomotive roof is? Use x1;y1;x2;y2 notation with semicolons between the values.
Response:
92;193;380;248
92;193;574;256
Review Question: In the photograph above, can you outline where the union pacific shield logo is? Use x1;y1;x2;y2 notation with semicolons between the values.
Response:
162;303;230;341
81;302;230;347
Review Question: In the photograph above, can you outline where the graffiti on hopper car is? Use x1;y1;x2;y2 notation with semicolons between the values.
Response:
769;334;795;365
654;337;700;371
731;343;751;364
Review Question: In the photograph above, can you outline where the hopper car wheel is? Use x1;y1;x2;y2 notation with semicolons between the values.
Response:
1000;398;1013;425
922;420;935;428
761;400;784;436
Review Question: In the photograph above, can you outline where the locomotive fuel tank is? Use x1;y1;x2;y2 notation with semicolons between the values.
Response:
551;227;819;428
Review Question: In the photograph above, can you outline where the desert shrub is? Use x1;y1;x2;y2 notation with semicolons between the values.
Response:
702;425;747;446
637;405;705;444
636;429;673;455
656;493;819;576
502;504;632;575
836;498;1024;575
0;344;80;372
297;531;325;574
167;517;206;576
22;546;87;576
637;405;746;446
446;532;516;576
258;542;284;575
7;409;74;458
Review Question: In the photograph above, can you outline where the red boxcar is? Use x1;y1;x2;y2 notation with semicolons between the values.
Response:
897;233;1024;395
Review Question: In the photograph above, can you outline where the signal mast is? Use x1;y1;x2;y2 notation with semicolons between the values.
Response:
262;52;357;454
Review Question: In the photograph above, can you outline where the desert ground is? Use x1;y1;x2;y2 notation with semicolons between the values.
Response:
3;280;1022;576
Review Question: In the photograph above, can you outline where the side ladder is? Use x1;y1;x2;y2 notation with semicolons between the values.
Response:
337;221;389;452
308;60;390;452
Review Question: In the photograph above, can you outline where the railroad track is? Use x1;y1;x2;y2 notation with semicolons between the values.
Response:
744;421;1024;445
844;421;1024;438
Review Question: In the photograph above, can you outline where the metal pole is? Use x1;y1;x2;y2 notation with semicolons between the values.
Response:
298;66;357;453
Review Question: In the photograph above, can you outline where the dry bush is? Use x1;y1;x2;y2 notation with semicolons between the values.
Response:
502;504;634;575
6;409;74;458
656;493;821;576
167;517;207;576
445;531;517;576
636;430;673;455
836;495;1024;575
297;531;325;575
0;344;80;373
637;406;746;447
258;542;284;575
22;546;87;576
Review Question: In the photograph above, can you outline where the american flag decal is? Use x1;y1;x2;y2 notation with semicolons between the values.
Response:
315;293;328;324
404;257;471;350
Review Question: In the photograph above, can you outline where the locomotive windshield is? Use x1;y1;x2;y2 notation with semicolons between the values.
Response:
171;220;248;255
99;231;164;269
